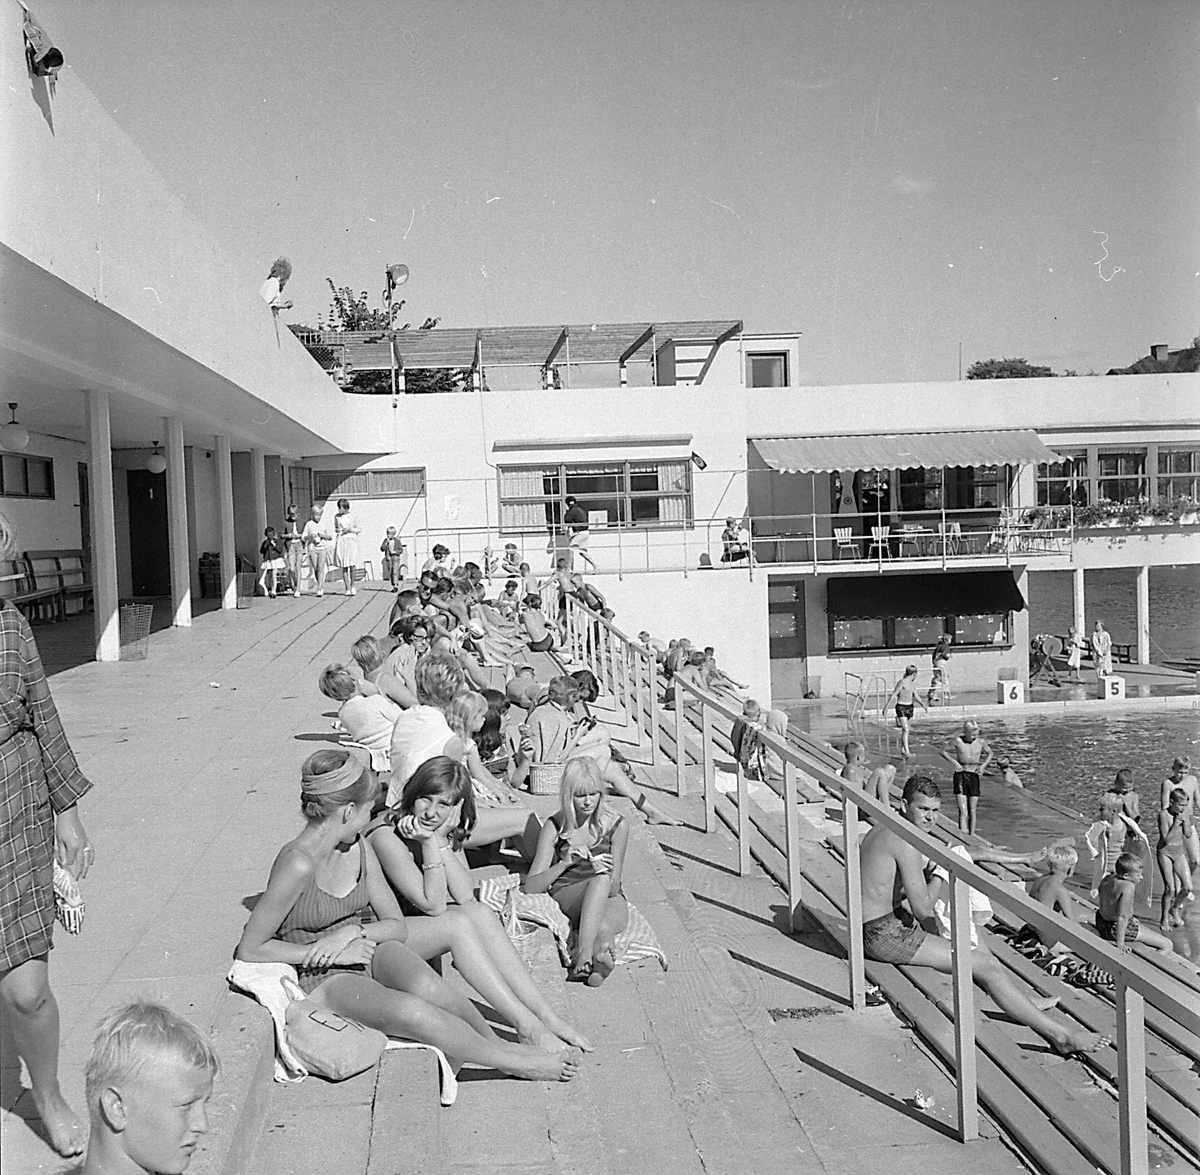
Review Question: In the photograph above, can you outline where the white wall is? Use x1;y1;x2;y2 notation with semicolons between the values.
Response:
0;432;86;554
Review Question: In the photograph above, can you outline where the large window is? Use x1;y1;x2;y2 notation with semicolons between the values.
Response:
1097;450;1147;502
498;460;692;531
0;455;54;499
1158;449;1200;501
829;612;1008;651
747;352;789;388
312;467;425;501
947;464;1005;509
899;467;943;511
1037;451;1088;506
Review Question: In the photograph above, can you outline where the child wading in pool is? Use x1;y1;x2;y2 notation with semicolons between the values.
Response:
524;758;629;986
1157;787;1195;931
884;665;926;759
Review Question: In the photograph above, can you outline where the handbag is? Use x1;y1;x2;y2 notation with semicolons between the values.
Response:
282;979;387;1081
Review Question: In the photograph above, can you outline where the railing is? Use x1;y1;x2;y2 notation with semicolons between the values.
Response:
409;507;1073;579
561;593;1200;1175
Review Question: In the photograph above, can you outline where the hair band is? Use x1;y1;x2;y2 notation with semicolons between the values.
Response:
301;748;370;796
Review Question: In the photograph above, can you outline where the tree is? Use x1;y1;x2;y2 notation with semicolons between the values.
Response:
966;358;1055;379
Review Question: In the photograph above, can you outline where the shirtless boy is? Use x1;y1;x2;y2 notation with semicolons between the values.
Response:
1026;842;1080;953
839;741;896;807
1160;756;1199;871
1096;853;1175;954
884;665;925;758
938;720;993;835
859;775;1107;1056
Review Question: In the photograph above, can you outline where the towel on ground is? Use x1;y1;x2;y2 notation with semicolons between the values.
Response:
226;959;458;1105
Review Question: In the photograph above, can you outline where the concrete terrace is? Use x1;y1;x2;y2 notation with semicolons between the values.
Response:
2;587;1034;1175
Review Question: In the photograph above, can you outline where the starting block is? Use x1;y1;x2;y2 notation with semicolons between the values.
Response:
997;680;1025;705
1097;675;1126;701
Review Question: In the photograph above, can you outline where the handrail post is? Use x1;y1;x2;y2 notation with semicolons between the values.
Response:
701;701;715;833
950;874;979;1142
619;635;632;734
674;683;687;796
783;760;802;933
736;758;751;876
842;793;867;1010
632;648;644;748
649;654;661;767
1116;979;1149;1175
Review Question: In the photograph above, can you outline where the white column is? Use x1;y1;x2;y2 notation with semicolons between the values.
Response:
165;416;191;627
86;390;120;662
215;435;236;609
251;448;269;548
1136;565;1150;666
1072;567;1085;635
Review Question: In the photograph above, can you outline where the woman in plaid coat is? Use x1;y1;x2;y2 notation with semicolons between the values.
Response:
0;517;93;1158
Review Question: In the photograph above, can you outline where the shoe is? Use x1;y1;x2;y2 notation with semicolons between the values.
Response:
293;591;300;598
316;591;324;598
268;592;276;598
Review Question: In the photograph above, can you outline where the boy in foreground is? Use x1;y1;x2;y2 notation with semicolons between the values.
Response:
82;1001;218;1175
859;775;1108;1056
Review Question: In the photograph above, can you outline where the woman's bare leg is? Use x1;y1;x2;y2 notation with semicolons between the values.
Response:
461;902;592;1050
0;958;84;1156
370;940;496;1039
586;895;629;987
467;808;541;859
313;972;579;1081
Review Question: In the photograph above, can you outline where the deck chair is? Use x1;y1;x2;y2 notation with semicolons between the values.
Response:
833;527;857;560
867;526;892;558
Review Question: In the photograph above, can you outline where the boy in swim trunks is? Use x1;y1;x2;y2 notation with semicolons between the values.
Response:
839;741;896;807
858;775;1106;1055
938;720;992;836
884;665;926;759
1096;853;1175;954
1159;756;1200;872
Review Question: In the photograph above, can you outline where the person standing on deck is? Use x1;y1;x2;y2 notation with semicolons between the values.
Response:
282;504;304;599
1091;620;1113;680
938;719;993;836
926;634;952;705
563;497;596;574
884;665;926;759
1065;624;1085;683
301;504;334;597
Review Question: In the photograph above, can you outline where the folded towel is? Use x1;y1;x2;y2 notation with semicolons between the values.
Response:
227;960;458;1104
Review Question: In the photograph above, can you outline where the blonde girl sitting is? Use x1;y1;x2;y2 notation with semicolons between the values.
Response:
524;758;629;986
235;748;580;1082
370;757;591;1054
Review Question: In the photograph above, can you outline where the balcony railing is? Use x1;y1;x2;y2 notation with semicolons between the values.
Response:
559;594;1199;1175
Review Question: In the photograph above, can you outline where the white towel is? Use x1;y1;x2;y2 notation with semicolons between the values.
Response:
226;960;458;1105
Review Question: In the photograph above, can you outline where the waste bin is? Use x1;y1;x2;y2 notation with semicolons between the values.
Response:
118;603;153;661
236;572;256;609
199;552;221;599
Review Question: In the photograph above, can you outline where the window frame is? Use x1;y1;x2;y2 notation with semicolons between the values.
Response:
746;351;790;388
1036;450;1088;507
311;467;426;502
497;459;693;534
1157;448;1200;501
1096;448;1147;503
828;612;1010;654
0;454;55;500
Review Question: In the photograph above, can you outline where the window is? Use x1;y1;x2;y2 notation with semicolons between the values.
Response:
1097;450;1147;502
498;460;692;532
831;617;885;650
829;613;1010;651
899;467;943;512
1158;449;1200;501
312;467;425;501
1037;451;1087;507
955;613;1008;645
747;352;789;387
0;455;54;499
947;464;1006;510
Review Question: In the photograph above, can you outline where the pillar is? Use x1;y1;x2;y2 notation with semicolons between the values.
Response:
215;435;236;609
251;448;269;549
1072;567;1085;635
1136;566;1150;666
165;416;191;627
86;390;120;661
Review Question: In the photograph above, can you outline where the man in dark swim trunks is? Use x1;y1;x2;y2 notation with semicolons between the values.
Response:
857;775;1108;1056
938;719;992;836
884;665;926;758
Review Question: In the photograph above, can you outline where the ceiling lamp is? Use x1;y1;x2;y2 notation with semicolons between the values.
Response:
0;404;30;451
145;442;167;475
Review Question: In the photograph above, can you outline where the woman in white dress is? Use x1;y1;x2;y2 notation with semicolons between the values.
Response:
333;497;362;596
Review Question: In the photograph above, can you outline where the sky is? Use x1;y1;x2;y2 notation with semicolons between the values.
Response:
34;0;1200;385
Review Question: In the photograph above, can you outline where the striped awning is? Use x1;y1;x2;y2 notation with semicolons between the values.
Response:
751;430;1059;473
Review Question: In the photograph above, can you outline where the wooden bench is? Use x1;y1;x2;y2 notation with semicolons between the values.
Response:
0;558;64;623
26;549;93;615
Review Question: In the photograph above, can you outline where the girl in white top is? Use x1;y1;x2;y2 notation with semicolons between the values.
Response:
333;498;362;596
319;665;399;771
301;505;333;597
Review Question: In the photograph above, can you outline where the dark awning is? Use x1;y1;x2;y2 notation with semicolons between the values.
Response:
751;430;1059;473
827;571;1027;620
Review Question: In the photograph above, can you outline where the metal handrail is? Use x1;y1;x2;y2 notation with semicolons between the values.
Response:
561;594;1196;1175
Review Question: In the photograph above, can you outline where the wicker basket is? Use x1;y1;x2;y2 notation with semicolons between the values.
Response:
528;761;564;795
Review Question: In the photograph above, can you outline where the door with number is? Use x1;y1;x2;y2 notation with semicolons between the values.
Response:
127;469;170;596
